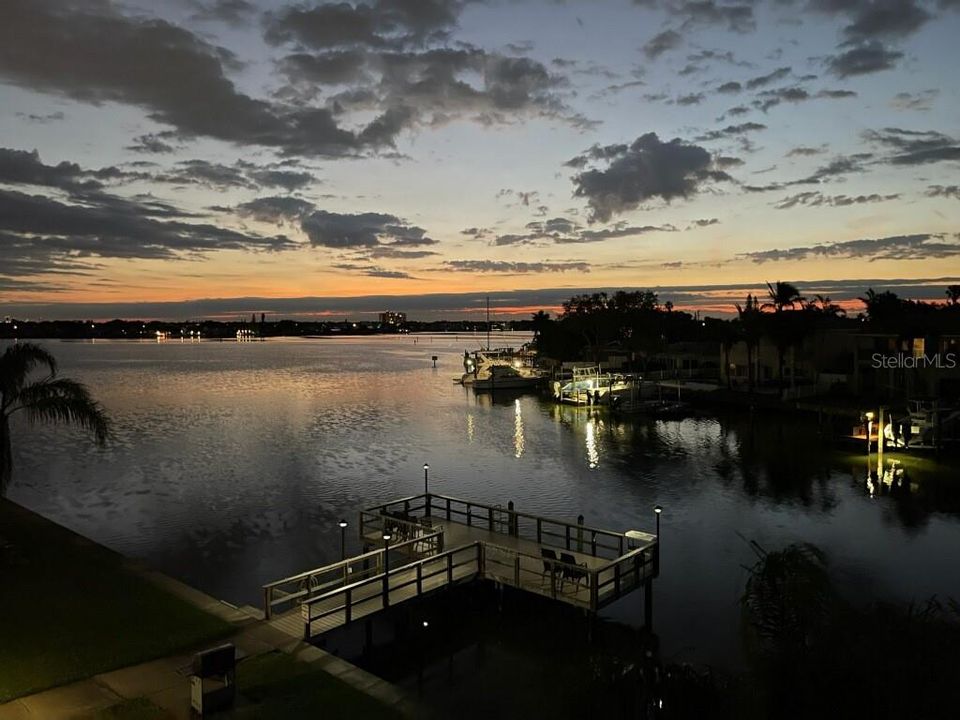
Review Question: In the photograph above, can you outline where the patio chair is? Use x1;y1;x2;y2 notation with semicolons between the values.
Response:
559;552;588;592
540;548;558;588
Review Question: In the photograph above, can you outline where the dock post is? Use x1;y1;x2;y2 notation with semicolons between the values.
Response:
425;493;431;518
507;501;517;536
576;515;584;552
644;578;654;629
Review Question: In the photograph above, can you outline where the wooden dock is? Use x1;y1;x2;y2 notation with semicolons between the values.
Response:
262;493;659;640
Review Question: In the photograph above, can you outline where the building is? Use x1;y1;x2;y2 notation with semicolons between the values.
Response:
378;311;407;326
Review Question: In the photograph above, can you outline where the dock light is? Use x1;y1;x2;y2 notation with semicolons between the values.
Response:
654;505;662;537
423;463;430;495
422;620;429;628
338;519;348;561
865;411;875;455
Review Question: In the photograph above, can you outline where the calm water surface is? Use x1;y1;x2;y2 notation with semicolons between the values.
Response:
7;337;960;668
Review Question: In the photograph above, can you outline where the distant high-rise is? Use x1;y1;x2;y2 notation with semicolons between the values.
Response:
379;311;407;326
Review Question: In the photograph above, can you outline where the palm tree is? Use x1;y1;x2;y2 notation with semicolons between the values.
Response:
1;343;111;495
946;285;960;306
762;281;804;314
762;282;805;394
736;294;763;395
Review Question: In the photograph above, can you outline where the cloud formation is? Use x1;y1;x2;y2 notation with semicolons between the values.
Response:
739;233;960;263
568;133;733;221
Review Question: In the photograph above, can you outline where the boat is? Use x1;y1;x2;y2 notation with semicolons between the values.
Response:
460;348;545;391
552;366;634;405
471;363;544;392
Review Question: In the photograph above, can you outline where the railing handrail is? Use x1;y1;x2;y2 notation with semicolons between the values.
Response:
302;541;482;608
370;492;642;543
262;529;443;590
481;540;596;575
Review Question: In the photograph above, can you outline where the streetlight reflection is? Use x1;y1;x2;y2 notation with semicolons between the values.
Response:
514;399;525;458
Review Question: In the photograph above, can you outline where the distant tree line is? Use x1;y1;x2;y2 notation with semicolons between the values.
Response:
532;283;960;391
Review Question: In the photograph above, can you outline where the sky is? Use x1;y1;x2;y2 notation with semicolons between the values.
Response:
1;0;959;320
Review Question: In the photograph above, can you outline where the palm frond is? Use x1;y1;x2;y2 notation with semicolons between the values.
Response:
1;343;58;400
12;378;111;445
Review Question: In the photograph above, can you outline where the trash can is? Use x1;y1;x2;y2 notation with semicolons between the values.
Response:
190;643;236;716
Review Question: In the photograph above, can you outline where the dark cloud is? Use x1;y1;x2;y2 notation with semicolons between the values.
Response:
642;29;683;59
739;233;960;263
281;45;583;132
863;127;960;165
676;92;705;105
926;185;960;200
244;167;315;192
891;89;939;111
0;188;297;282
0;147;103;192
443;260;590;274
695;122;767;142
264;0;462;49
568;133;733;222
688;218;720;228
236;196;316;223
363;268;416;279
841;0;932;42
753;85;810;111
715;155;745;168
278;50;370;85
674;1;756;33
826;41;903;77
786;146;826;156
0;0;390;157
189;0;256;27
126;132;179;154
745;66;791;89
300;210;435;249
717;81;742;94
772;191;900;209
152;159;316;190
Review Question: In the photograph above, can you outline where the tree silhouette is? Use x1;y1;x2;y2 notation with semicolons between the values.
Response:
736;294;763;394
947;285;960;306
762;282;805;394
1;343;110;495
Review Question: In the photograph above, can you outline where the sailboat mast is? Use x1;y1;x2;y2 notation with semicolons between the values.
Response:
486;295;490;351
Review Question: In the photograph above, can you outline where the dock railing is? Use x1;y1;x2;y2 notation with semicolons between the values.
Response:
358;507;443;554
262;529;444;620
300;542;483;639
482;540;657;611
366;493;641;561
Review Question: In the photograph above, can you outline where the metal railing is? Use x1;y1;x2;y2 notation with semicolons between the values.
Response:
300;542;483;638
481;541;657;611
367;493;638;560
262;529;443;619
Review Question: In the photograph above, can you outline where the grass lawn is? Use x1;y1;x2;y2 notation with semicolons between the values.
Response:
0;499;234;703
229;651;403;719
83;698;169;720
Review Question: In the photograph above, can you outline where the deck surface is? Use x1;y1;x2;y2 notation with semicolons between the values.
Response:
270;515;654;639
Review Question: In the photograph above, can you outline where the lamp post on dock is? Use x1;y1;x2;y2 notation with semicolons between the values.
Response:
338;519;348;561
423;463;430;494
382;532;392;607
654;505;662;538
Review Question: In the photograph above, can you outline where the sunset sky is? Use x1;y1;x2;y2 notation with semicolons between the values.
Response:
1;0;959;319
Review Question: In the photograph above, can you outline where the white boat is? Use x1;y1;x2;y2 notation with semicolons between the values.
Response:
553;366;633;405
471;363;543;391
461;348;545;391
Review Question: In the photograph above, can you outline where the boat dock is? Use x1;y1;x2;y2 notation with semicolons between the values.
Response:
262;493;659;641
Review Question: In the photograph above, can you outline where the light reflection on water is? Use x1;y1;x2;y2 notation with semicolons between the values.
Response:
5;336;960;668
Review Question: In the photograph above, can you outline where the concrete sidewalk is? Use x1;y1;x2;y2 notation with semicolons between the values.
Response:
0;565;416;719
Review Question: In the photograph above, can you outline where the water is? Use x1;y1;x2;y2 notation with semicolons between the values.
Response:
6;337;960;670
